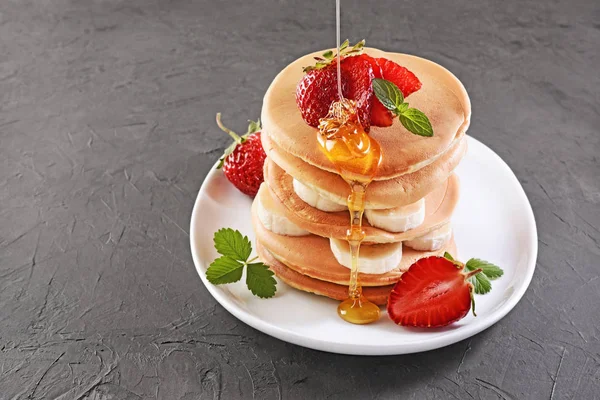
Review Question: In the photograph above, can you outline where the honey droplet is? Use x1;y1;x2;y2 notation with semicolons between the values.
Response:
317;99;381;182
337;296;381;325
317;99;384;325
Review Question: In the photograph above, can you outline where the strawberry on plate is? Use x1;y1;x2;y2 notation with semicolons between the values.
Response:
387;254;504;328
216;113;266;197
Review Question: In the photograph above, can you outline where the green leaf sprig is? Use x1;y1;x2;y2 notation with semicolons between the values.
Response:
215;113;261;169
444;252;504;295
206;228;277;298
372;78;434;137
302;39;365;73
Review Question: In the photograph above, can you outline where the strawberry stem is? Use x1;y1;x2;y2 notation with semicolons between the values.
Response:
464;268;483;280
216;113;243;144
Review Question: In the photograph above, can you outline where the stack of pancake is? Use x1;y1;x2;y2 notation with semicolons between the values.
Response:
252;48;471;305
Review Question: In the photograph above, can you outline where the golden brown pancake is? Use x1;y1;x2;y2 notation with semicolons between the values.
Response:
256;241;394;305
264;159;460;243
262;132;467;209
261;48;471;180
252;198;458;286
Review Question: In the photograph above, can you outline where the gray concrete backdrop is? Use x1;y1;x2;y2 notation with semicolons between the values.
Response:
1;0;599;398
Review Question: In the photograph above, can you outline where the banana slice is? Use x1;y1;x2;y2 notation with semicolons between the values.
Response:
364;198;425;233
293;178;347;212
404;224;452;251
256;184;309;236
329;238;403;275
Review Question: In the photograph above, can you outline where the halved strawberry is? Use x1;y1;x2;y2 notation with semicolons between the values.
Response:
357;55;394;127
356;54;383;78
387;256;482;328
362;55;422;128
376;57;422;97
370;98;394;127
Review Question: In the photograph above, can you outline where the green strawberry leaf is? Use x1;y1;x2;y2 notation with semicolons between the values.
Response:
206;256;244;284
245;119;261;136
466;259;504;280
464;262;492;295
443;252;455;261
246;263;277;298
213;228;252;262
217;141;238;169
303;39;365;72
208;228;277;299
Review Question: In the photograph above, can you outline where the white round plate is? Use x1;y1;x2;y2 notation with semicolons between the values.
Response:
190;136;537;355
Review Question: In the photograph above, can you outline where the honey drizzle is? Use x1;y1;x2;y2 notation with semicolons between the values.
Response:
315;0;382;325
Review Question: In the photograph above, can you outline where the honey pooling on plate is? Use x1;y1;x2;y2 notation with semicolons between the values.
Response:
318;98;383;324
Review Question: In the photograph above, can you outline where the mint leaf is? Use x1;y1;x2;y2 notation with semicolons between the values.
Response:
399;108;434;137
443;252;455;261
372;79;434;137
206;256;244;284
397;103;409;113
246;263;277;298
372;78;404;110
466;259;504;280
464;263;492;295
213;228;252;261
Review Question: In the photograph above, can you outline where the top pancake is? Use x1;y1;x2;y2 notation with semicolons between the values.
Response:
261;47;471;180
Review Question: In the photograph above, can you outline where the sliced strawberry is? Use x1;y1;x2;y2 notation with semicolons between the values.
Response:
357;55;424;127
357;54;394;127
376;57;422;97
370;97;394;127
339;56;374;132
356;54;383;79
387;256;481;328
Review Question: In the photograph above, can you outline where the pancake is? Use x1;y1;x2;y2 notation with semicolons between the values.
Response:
256;241;394;305
262;132;467;209
264;159;460;243
252;198;458;286
261;47;471;180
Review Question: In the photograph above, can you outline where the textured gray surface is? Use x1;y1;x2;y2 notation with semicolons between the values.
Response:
1;0;599;398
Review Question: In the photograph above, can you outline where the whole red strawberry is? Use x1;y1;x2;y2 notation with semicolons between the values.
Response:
296;66;344;128
216;113;266;197
387;256;483;328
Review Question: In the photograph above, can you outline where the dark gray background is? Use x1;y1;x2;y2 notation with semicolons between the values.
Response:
1;0;599;398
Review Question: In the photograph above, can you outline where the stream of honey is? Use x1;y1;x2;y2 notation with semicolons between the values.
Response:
316;0;383;324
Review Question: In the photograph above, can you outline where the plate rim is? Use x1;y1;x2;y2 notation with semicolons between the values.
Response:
189;136;538;355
